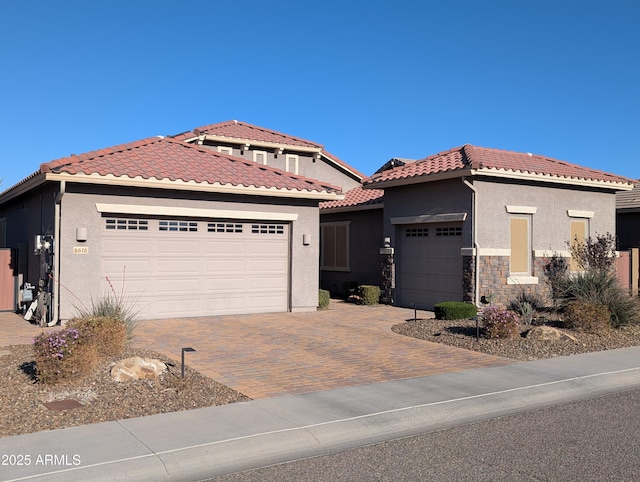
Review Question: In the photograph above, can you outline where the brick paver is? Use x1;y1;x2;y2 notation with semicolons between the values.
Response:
1;303;514;399
131;301;514;399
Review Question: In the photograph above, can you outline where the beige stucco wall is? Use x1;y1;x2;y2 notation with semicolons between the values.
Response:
57;184;320;320
474;178;617;251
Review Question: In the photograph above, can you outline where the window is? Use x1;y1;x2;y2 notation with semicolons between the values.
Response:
105;218;149;231
569;219;588;271
406;227;428;237
253;150;268;165
510;216;530;274
217;146;233;155
208;223;243;233
436;226;462;237
159;220;198;232
285;154;299;174
321;223;349;270
251;224;284;234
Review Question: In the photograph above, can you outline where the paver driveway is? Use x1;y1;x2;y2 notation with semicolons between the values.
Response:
131;301;513;399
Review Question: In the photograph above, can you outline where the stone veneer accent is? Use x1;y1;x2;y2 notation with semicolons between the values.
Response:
462;256;475;303
474;255;553;307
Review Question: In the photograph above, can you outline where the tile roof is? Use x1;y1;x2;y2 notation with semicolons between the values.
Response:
175;120;322;149
172;120;365;180
320;185;384;210
616;181;640;209
39;136;342;195
364;144;635;188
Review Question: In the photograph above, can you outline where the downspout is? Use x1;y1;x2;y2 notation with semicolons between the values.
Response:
53;180;65;325
462;177;480;307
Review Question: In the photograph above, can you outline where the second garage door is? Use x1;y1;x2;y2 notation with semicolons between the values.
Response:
100;217;289;319
397;222;463;310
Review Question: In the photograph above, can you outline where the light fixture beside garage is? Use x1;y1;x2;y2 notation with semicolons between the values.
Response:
76;227;88;242
303;234;311;246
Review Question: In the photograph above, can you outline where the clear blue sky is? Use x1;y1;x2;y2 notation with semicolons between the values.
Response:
1;0;638;190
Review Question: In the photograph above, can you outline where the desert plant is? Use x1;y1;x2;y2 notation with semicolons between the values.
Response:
66;315;127;356
434;301;478;320
358;285;381;305
563;301;611;333
482;306;520;339
543;253;569;306
74;276;139;341
32;328;99;384
569;232;617;273
555;270;640;327
318;289;330;310
508;291;545;325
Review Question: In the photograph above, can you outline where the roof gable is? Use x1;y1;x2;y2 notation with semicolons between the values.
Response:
176;120;322;149
39;136;342;197
364;145;634;190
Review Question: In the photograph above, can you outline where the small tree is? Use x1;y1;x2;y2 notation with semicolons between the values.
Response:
569;232;617;273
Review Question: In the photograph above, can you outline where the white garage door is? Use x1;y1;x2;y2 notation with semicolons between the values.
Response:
398;223;463;310
100;217;289;319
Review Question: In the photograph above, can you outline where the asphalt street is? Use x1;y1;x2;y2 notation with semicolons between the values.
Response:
213;388;640;481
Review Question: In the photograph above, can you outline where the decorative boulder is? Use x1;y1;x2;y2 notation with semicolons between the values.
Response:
110;356;167;382
525;326;578;343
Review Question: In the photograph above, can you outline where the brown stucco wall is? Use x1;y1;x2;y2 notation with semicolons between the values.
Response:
320;208;384;295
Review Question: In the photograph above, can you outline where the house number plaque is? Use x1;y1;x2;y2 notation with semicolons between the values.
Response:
72;246;89;255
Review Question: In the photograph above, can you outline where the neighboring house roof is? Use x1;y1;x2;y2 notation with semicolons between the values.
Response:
320;185;384;212
364;144;635;191
616;181;640;211
1;136;343;203
173;120;366;181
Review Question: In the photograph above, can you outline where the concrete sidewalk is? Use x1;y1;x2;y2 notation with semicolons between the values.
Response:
2;346;640;481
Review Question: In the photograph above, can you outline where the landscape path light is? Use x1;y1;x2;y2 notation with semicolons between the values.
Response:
181;347;196;378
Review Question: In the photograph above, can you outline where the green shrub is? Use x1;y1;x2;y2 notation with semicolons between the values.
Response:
66;315;127;356
482;306;520;339
318;289;330;310
32;328;98;384
556;270;640;327
358;285;381;305
434;301;478;320
563;301;611;333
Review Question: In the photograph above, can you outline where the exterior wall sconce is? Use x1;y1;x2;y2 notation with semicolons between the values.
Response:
76;227;88;242
303;234;311;246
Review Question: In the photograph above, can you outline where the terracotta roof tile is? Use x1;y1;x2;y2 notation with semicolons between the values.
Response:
364;145;635;188
187;120;322;149
616;181;640;209
320;185;384;210
40;137;341;194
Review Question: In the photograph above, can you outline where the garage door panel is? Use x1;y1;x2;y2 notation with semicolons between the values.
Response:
155;298;201;315
204;277;246;290
157;239;201;254
249;275;287;290
102;238;152;254
204;241;246;255
156;278;201;294
249;240;288;255
157;259;201;274
250;258;288;272
205;258;246;273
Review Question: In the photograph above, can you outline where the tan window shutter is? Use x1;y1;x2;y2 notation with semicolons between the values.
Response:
570;220;587;271
510;217;529;274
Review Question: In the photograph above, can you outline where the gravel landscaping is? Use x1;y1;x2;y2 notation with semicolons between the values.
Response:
392;316;640;361
0;345;249;438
